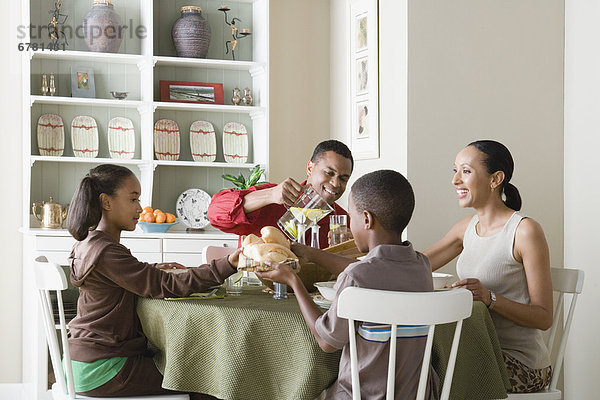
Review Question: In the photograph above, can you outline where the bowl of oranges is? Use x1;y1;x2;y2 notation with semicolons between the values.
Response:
138;207;178;233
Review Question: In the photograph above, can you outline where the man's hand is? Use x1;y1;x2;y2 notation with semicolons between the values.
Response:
270;178;303;206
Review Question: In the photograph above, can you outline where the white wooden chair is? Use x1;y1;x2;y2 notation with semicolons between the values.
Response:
200;245;236;264
337;287;473;400
505;267;585;399
33;256;189;400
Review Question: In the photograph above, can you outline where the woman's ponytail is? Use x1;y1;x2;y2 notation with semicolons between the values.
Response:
503;182;522;211
66;176;102;241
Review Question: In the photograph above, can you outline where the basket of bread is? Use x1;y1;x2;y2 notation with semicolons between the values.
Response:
239;226;299;272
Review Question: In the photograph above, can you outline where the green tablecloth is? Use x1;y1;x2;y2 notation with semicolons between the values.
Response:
138;286;339;400
137;287;509;400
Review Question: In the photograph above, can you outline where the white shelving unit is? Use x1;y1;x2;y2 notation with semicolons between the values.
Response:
21;1;269;398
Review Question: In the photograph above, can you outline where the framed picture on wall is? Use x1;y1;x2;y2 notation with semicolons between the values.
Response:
350;0;379;160
70;66;96;98
160;80;224;105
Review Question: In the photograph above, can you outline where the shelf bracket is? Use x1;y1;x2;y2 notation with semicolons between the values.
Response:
137;103;153;116
30;158;36;167
249;110;265;121
136;58;151;72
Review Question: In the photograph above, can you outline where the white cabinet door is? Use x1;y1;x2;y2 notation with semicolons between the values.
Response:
162;253;204;266
163;238;238;253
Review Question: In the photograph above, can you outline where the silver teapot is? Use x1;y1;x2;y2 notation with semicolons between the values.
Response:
32;197;69;229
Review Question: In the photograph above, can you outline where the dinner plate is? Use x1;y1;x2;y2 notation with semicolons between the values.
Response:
312;294;332;309
176;188;211;229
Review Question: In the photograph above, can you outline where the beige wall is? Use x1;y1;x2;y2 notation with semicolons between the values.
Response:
269;0;331;183
564;1;600;398
407;0;565;275
0;2;24;382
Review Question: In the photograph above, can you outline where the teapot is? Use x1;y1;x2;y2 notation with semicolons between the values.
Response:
32;197;69;229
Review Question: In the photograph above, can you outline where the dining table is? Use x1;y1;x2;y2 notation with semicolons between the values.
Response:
137;285;510;400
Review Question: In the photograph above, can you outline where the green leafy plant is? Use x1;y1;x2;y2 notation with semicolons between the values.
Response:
222;165;268;190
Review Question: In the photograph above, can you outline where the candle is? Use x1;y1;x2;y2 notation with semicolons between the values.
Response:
218;5;229;11
241;28;250;34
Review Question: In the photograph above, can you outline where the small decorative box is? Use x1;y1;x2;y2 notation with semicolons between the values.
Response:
108;117;135;159
154;119;180;161
189;120;216;162
71;116;98;158
223;122;248;163
37;114;64;157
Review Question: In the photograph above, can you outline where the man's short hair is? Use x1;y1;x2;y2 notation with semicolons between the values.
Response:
310;140;354;171
351;170;415;234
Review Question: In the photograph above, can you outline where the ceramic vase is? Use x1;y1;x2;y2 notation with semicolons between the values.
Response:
108;117;135;159
223;122;248;163
172;6;211;58
71;116;99;158
83;0;124;53
154;119;180;161
37;114;64;156
190;120;216;162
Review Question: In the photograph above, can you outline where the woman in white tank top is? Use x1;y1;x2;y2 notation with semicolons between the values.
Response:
424;140;553;393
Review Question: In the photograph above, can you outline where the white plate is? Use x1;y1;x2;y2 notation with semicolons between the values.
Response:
312;294;332;309
175;188;211;229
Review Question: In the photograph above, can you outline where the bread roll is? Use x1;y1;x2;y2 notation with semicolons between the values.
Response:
239;242;298;271
260;226;290;248
242;233;263;247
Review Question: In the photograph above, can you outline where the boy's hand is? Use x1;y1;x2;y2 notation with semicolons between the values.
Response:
227;248;242;268
290;242;313;264
256;260;298;286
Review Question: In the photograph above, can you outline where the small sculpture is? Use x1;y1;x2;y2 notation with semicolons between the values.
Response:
49;74;56;96
41;74;49;96
232;88;241;105
218;6;251;61
242;87;253;106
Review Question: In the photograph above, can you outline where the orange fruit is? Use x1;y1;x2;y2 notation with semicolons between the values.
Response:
165;213;176;223
143;206;153;214
143;213;156;223
155;212;166;223
153;209;163;215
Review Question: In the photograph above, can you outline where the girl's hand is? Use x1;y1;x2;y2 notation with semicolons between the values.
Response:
452;278;492;306
157;262;186;270
227;248;242;268
256;260;297;286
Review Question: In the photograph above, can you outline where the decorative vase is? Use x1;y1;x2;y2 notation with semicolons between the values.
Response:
48;74;56;96
37;114;64;156
223;122;248;163
83;0;124;53
242;87;253;106
40;74;49;96
108;117;135;159
71;116;99;158
172;6;211;58
232;88;241;105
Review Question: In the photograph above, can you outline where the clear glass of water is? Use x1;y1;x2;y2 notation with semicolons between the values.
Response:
330;215;349;246
225;271;243;296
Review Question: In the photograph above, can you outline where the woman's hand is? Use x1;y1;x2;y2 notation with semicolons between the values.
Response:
255;260;297;286
452;278;492;306
227;248;242;268
156;262;187;271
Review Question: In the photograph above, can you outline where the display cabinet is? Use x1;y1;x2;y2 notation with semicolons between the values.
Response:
21;0;269;398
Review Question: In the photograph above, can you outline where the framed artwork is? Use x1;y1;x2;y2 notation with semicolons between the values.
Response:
350;0;379;160
160;80;224;105
70;66;95;98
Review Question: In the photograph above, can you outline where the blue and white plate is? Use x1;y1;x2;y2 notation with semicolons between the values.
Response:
176;188;211;229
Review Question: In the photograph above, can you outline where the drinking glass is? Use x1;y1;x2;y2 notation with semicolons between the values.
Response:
330;215;349;246
225;271;243;296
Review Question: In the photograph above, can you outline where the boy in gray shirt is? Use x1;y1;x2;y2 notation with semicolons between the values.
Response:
257;170;439;400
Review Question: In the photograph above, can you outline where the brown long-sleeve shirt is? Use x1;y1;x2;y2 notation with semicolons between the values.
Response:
67;230;236;362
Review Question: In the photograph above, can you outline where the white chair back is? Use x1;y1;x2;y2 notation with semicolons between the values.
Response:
33;256;189;400
505;267;584;400
337;287;473;400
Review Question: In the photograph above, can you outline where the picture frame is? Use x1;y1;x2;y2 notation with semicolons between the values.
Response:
160;80;224;105
350;0;379;160
70;66;95;98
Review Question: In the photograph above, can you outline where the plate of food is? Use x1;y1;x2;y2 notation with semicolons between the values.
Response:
176;188;211;229
311;294;332;309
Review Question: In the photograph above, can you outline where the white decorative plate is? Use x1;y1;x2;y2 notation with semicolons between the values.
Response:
71;116;98;158
311;294;332;309
108;117;135;159
223;122;248;163
154;119;180;161
189;120;216;162
176;188;212;229
37;114;64;156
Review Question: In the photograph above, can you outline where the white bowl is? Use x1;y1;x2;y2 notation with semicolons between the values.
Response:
314;281;337;301
432;272;454;290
